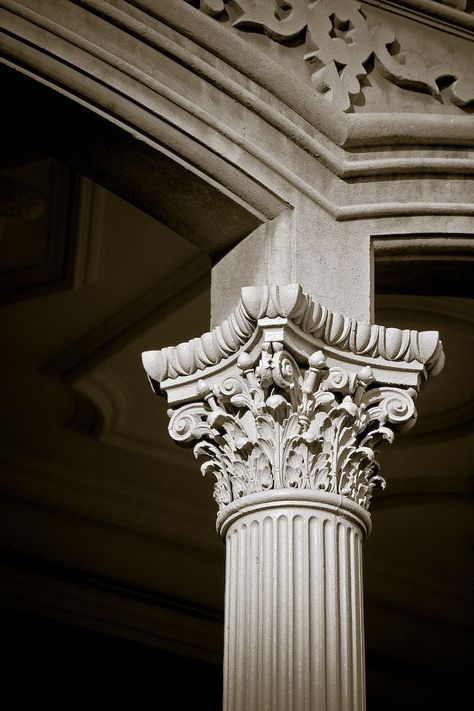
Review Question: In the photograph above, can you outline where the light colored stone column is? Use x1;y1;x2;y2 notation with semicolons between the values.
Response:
219;491;369;711
142;284;444;711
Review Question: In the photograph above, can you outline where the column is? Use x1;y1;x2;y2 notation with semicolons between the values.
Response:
142;284;444;711
220;491;369;711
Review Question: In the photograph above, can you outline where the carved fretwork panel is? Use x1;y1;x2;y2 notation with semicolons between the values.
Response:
184;0;474;113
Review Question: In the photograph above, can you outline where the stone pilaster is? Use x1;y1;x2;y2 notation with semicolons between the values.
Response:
142;284;444;711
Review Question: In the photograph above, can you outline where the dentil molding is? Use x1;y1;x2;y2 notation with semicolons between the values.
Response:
143;284;444;515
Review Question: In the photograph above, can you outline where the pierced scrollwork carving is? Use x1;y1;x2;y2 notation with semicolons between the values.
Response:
184;0;474;112
167;344;417;511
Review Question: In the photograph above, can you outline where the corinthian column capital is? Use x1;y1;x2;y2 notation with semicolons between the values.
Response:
142;284;444;516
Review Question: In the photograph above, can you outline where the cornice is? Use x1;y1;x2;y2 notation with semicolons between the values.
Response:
362;0;474;38
69;0;473;173
141;0;474;148
2;0;472;228
373;233;474;260
11;0;469;159
142;284;444;395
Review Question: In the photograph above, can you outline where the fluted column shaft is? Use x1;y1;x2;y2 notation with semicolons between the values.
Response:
218;492;370;711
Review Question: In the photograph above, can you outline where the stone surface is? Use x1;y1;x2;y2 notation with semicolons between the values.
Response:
221;492;368;711
211;202;374;324
2;0;472;293
186;0;474;114
1;1;472;708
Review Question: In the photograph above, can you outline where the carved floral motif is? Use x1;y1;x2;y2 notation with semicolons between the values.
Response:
143;285;442;514
185;0;474;112
167;344;417;511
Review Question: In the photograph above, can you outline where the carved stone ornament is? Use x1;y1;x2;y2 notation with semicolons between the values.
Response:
185;0;474;112
142;285;444;513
